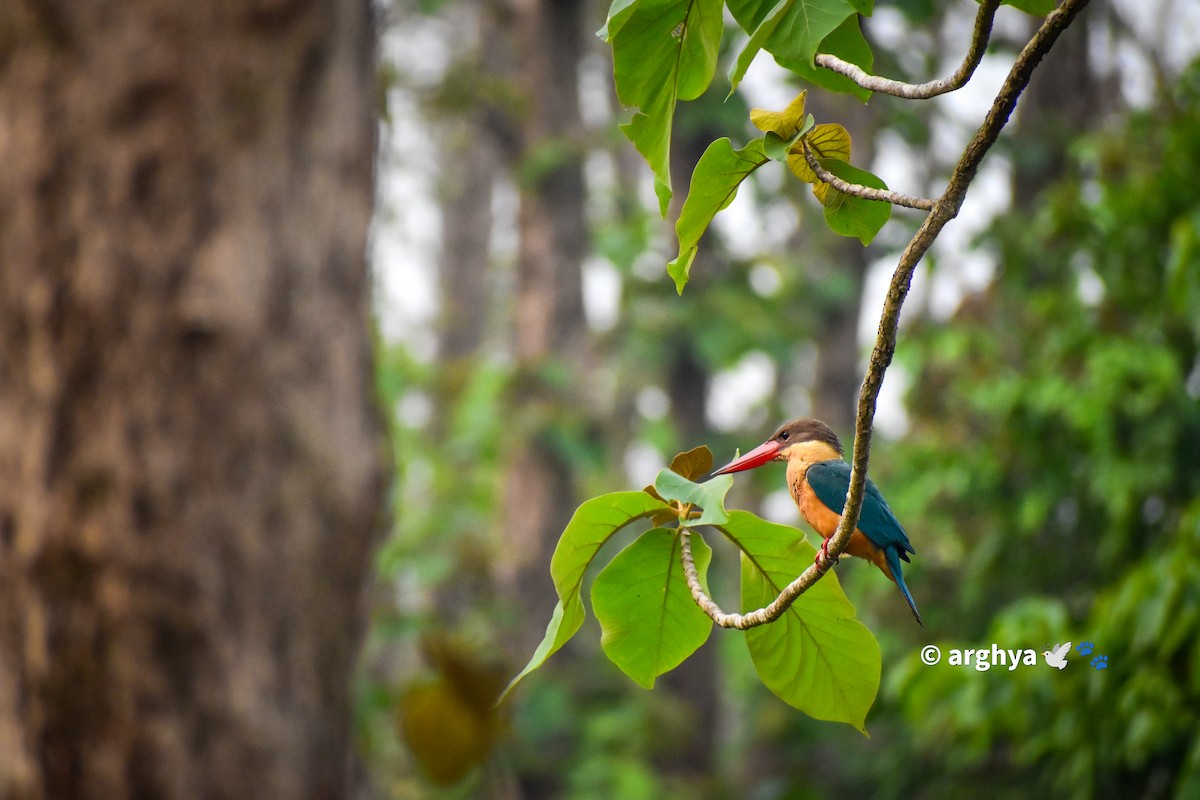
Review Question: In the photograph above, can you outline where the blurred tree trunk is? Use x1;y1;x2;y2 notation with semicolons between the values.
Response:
0;2;385;799
496;0;591;656
1011;11;1110;203
434;3;505;372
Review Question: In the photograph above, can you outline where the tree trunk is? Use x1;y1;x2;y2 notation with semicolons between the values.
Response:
0;2;385;799
496;0;591;657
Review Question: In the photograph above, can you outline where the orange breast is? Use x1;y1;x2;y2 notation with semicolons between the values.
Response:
797;481;894;581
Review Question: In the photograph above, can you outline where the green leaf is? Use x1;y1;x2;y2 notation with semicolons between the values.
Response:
668;137;769;292
597;0;640;40
654;468;732;526
592;528;714;688
1001;0;1055;15
780;14;874;101
611;0;724;215
815;158;892;245
719;510;880;732
728;0;859;90
503;491;668;698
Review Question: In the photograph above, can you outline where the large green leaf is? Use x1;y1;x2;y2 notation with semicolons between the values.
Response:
608;0;724;216
592;528;714;688
668;137;769;292
727;0;859;91
780;14;874;100
815;158;892;245
503;491;668;698
719;510;880;732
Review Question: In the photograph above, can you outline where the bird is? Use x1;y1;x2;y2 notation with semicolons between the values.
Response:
712;418;922;626
1043;642;1071;670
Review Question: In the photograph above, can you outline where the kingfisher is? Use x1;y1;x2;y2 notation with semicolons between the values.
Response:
712;418;922;625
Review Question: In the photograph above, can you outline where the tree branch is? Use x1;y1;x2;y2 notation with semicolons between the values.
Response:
826;0;1091;574
801;146;935;210
685;0;1092;629
814;0;1001;99
679;527;837;629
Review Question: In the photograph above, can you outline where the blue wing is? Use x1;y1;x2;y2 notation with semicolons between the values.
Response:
804;460;916;559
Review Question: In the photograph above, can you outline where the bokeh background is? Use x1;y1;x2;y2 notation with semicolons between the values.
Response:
363;1;1200;797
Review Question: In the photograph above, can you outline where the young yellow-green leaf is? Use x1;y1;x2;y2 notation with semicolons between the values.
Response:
779;14;874;100
728;0;859;91
610;0;724;216
788;123;852;183
654;468;732;527
814;158;892;245
750;90;807;138
592;528;714;688
503;491;668;699
719;510;881;732
668;137;769;292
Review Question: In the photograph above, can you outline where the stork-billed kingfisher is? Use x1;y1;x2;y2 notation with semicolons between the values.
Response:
713;418;922;626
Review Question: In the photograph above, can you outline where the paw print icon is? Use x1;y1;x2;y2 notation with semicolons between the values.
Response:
1091;655;1109;671
1077;642;1094;656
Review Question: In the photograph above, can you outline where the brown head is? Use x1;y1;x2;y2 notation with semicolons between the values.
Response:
711;418;844;475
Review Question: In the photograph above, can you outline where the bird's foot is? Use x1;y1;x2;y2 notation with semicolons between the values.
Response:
815;538;839;568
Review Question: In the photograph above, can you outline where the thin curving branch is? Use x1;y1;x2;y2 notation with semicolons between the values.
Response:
679;527;838;629
814;0;1002;99
683;0;1092;629
801;145;935;210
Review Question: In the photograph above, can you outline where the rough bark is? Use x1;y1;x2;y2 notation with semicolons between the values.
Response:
0;2;385;799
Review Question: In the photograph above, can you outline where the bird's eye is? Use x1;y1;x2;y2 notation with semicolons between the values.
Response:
780;431;789;440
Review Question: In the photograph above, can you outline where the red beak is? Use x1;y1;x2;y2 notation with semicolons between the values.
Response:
711;439;782;475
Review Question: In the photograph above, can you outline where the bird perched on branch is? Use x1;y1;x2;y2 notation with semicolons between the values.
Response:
712;418;922;626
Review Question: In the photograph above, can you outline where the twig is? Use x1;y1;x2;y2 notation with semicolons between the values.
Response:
801;146;935;210
814;0;1001;99
682;0;1092;629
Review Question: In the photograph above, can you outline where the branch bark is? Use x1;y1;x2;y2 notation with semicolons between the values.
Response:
684;0;1092;629
814;0;1001;99
801;145;935;210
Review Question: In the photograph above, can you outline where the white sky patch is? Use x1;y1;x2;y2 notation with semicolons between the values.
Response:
749;263;782;297
582;257;622;332
636;386;670;420
708;351;777;431
372;21;449;353
396;390;434;430
762;488;801;525
624;441;665;486
873;364;911;438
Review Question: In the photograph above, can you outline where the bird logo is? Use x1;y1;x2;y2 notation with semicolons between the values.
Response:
1042;642;1072;670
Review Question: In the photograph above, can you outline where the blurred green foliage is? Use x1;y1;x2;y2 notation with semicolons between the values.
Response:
368;0;1200;794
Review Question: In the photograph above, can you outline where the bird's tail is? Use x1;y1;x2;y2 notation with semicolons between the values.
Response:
885;547;923;626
